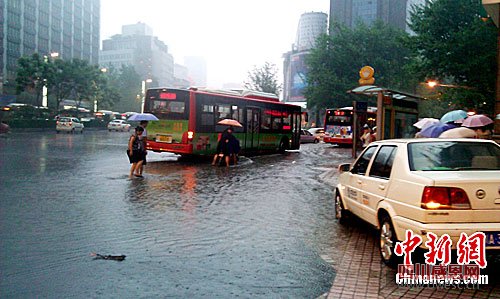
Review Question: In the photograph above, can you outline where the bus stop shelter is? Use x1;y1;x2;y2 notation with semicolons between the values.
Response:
348;85;421;141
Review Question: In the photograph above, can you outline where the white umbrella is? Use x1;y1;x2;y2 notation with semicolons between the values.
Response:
413;118;439;129
217;119;243;127
439;127;477;138
127;113;159;121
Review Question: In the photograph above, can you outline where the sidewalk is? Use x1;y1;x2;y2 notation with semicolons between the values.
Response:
319;169;500;299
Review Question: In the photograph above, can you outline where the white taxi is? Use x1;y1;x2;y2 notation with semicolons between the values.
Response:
107;119;131;132
56;117;84;133
335;139;500;266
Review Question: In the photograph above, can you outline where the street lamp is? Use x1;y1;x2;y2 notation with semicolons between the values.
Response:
141;79;153;113
425;80;474;90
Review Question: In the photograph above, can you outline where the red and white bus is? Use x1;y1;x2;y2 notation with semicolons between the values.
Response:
143;88;302;156
323;107;376;146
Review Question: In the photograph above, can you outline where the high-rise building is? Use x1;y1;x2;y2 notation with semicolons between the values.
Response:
329;0;408;32
1;0;100;92
295;12;328;52
173;63;190;88
283;12;328;103
99;22;174;87
183;56;207;87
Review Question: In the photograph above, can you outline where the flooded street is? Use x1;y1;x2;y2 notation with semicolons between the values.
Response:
0;130;352;298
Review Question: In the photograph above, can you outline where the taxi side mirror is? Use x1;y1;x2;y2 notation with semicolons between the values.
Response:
338;163;351;173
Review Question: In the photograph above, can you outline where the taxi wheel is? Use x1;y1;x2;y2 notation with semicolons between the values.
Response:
379;215;399;267
334;191;348;224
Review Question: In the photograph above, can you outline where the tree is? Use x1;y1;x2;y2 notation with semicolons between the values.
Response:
109;66;142;112
407;0;497;113
305;21;413;111
16;55;119;112
244;62;282;96
16;53;51;105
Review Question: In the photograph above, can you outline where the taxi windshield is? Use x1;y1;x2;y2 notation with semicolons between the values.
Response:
408;141;500;171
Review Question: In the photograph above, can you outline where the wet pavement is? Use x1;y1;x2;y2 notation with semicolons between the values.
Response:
1;130;499;298
0;130;345;298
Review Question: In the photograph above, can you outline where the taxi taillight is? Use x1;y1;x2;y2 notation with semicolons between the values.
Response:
421;186;471;210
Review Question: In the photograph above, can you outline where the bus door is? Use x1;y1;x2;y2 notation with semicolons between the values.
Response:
245;107;260;150
290;112;301;149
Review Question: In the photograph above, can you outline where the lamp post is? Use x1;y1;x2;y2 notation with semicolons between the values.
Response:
42;52;59;108
141;79;152;113
95;68;108;112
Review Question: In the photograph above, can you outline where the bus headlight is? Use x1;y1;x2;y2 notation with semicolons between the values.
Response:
187;131;194;140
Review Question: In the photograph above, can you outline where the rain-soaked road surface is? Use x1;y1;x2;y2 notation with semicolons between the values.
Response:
0;130;353;298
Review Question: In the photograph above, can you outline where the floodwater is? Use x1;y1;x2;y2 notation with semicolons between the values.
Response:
0;130;352;298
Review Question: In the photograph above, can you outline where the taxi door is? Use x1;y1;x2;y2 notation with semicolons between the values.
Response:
345;146;378;221
361;145;397;226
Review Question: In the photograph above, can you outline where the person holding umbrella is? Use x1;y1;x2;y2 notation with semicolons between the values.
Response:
127;113;159;176
439;114;494;139
212;119;242;167
212;126;240;167
127;126;146;178
462;114;494;139
137;120;149;176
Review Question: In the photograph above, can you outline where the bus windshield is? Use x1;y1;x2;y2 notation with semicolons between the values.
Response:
145;89;189;120
323;107;376;146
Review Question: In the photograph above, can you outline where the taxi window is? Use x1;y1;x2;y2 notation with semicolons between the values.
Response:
369;146;397;179
351;146;377;175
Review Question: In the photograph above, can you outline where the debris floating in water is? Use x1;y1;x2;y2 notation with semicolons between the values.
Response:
90;252;126;261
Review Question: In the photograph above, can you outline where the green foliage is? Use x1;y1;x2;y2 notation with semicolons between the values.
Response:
407;0;497;113
15;54;142;112
305;21;413;110
244;62;282;96
15;53;50;104
104;66;142;112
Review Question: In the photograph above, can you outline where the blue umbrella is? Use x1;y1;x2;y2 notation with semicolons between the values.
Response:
440;110;467;123
419;123;456;138
127;113;159;121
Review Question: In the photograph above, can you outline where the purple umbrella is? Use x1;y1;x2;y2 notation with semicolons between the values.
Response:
461;114;493;128
419;123;456;138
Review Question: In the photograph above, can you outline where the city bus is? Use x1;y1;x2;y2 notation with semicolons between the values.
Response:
143;88;302;156
323;106;376;146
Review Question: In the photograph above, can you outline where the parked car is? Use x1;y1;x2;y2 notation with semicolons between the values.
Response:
308;127;325;141
335;139;500;266
56;117;84;133
107;119;131;132
300;129;320;143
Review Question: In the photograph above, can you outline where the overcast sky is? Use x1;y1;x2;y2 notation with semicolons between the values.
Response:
100;0;329;88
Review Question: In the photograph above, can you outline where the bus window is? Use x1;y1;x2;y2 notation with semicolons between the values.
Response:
201;104;215;126
231;105;240;121
216;104;231;121
282;112;291;131
261;111;272;131
272;114;282;131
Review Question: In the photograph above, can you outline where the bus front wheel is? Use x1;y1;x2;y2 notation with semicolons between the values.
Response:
278;138;290;154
